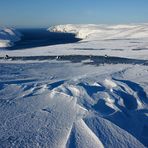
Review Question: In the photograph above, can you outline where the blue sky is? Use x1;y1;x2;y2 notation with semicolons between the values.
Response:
0;0;148;27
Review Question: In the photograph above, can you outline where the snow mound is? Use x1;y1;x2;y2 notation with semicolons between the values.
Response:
48;24;148;40
0;28;22;48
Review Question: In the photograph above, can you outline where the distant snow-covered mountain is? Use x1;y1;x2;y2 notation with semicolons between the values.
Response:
0;28;22;48
48;24;148;40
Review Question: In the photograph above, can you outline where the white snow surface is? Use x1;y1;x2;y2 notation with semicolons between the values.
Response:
0;24;148;147
0;62;147;147
1;24;148;60
0;28;21;48
48;24;148;39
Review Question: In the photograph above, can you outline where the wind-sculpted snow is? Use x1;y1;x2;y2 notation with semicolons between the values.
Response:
0;23;148;147
0;28;21;48
0;61;147;147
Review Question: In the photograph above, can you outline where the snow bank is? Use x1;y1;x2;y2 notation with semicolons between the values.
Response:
0;28;22;48
48;24;148;40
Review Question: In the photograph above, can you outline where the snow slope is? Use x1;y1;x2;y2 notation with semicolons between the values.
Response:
0;24;148;147
0;61;147;147
0;28;21;48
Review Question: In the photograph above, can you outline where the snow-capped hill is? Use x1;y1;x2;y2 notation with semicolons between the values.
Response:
0;28;22;48
48;24;148;40
48;24;100;39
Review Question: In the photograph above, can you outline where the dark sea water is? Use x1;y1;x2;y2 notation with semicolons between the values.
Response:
8;28;81;50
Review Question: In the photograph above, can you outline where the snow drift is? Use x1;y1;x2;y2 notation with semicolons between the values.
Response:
0;24;148;147
0;62;147;147
0;28;22;48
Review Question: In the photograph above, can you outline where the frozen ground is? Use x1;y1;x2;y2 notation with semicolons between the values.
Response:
0;24;148;147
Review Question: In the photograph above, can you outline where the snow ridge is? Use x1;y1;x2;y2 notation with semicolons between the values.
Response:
0;62;147;147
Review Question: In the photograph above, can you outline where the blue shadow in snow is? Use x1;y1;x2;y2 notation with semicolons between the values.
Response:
114;89;138;110
78;82;105;97
47;80;65;90
113;78;148;104
93;99;115;115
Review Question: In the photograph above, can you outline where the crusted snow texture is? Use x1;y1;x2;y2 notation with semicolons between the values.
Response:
0;62;147;148
0;24;148;147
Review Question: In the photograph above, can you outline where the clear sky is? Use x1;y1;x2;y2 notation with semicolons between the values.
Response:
0;0;148;27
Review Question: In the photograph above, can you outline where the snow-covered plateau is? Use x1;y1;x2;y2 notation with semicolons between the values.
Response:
0;24;148;148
